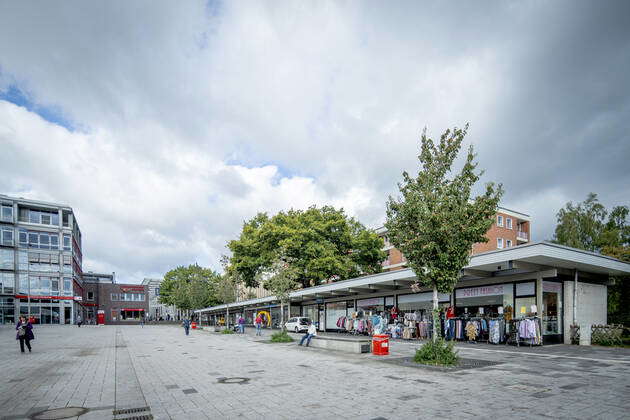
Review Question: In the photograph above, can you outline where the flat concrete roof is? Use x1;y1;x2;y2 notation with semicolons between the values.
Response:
196;241;630;313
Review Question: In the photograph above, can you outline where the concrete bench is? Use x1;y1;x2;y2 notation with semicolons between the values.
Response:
288;332;371;353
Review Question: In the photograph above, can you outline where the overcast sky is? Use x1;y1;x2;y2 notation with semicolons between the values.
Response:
1;1;629;283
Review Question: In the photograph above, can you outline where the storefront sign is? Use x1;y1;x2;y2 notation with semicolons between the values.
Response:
74;296;83;301
120;286;144;292
15;294;74;300
398;292;450;303
357;297;383;306
456;285;504;299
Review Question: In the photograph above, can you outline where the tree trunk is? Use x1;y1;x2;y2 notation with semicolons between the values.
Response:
226;307;229;330
280;301;284;331
432;285;438;342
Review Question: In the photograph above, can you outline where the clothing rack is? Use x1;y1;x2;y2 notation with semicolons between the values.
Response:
507;317;543;347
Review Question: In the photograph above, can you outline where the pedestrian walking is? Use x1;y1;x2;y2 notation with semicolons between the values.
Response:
298;322;317;347
16;316;34;353
254;314;263;336
183;318;191;336
238;316;245;334
76;314;83;328
140;316;145;328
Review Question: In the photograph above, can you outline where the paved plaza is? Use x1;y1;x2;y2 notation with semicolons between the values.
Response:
1;325;629;420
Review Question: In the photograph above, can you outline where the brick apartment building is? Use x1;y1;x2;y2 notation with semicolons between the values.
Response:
83;271;148;324
377;206;531;271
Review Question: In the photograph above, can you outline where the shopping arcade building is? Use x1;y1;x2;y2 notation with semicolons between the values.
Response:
196;242;630;344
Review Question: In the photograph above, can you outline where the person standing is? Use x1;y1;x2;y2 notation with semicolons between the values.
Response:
183;318;191;336
16;316;34;353
299;322;317;347
238;316;245;334
76;314;83;328
254;314;263;336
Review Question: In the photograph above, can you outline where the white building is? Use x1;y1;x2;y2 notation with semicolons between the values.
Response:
141;277;180;320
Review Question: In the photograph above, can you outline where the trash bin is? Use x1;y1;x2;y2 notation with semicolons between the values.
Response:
191;322;197;330
372;334;389;355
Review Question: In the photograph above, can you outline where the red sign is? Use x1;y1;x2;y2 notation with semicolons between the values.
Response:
15;294;74;300
120;286;145;292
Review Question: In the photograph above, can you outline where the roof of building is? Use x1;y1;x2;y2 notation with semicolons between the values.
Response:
196;241;630;313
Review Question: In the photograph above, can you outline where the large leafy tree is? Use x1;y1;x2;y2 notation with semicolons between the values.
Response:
158;264;221;311
385;124;503;340
228;206;386;289
552;192;629;251
553;193;629;324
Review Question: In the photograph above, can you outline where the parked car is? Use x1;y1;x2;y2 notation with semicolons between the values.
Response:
285;317;311;333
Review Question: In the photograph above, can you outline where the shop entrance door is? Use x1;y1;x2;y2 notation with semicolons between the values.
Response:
64;307;71;324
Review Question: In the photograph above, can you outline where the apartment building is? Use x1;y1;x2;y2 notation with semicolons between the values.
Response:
0;194;83;324
378;206;531;271
83;272;149;324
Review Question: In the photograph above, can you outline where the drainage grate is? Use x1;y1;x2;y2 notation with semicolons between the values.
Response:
112;407;150;415
182;388;198;394
118;416;153;420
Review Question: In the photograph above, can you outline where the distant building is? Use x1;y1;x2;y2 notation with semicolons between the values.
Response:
376;206;531;271
141;277;180;320
0;194;83;325
83;271;149;324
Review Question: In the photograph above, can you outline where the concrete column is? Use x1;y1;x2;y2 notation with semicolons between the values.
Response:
536;273;543;317
563;281;575;344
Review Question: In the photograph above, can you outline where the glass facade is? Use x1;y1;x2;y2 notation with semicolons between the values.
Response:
455;284;514;316
356;297;384;316
325;301;347;330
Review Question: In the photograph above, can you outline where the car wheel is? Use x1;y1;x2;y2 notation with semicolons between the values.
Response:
294;326;299;333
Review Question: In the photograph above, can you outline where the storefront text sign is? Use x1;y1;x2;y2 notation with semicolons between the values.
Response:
456;284;504;299
543;282;561;293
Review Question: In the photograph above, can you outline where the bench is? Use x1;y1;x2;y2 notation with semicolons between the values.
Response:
288;332;372;353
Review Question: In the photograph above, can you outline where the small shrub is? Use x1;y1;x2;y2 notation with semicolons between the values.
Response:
270;330;294;343
221;328;235;334
414;339;458;366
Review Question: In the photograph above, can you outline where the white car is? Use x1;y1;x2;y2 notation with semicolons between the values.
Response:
285;317;311;333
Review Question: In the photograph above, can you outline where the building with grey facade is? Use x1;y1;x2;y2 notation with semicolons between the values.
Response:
0;194;83;325
142;277;180;321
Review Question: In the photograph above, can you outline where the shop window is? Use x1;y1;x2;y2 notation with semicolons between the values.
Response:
515;281;535;296
542;281;563;335
398;292;450;320
325;301;347;330
356;297;384;317
515;296;537;317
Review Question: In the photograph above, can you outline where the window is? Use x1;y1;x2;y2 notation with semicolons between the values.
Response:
87;291;94;301
62;212;69;227
506;218;512;229
1;204;12;222
0;249;14;270
19;229;27;246
111;293;119;301
497;238;504;249
63;234;71;251
63;277;72;296
1;227;13;246
1;272;15;294
497;215;504;227
506;239;512;248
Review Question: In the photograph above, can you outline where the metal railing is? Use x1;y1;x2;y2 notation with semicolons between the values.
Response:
517;231;529;240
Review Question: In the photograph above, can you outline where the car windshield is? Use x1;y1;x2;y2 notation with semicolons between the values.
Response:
299;318;311;325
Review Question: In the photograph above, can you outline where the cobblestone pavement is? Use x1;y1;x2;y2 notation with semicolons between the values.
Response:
1;325;629;419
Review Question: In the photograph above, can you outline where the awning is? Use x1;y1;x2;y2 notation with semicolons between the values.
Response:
122;308;145;311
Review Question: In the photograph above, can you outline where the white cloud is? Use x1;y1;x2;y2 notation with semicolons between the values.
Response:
1;1;628;282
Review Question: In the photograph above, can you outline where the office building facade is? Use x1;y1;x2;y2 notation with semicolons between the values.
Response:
0;194;84;324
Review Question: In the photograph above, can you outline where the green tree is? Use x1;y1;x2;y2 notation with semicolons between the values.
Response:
259;255;300;330
385;124;503;341
228;206;386;289
158;264;221;312
553;194;630;324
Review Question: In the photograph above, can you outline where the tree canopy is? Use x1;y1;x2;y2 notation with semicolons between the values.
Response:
553;192;629;252
227;206;386;289
158;264;221;310
552;193;629;324
385;124;503;296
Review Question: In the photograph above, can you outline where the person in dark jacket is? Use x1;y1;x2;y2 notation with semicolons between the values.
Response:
16;316;34;353
183;318;191;335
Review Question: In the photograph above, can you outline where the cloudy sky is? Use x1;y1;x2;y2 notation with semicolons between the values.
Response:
1;1;629;283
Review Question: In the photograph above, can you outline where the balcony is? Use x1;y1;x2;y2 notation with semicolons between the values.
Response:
517;231;529;242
